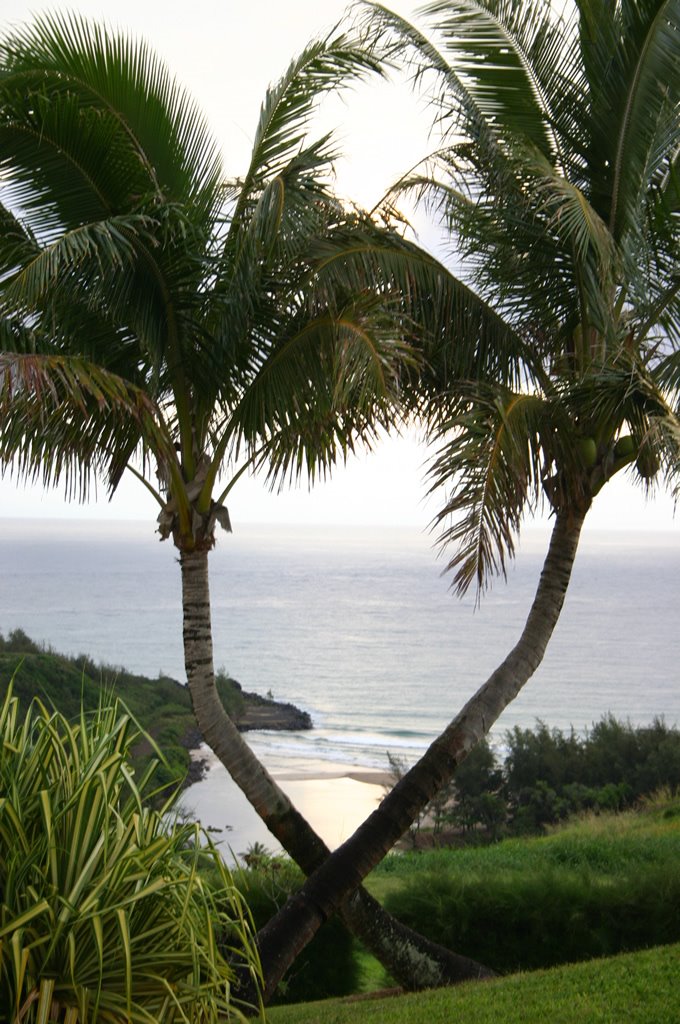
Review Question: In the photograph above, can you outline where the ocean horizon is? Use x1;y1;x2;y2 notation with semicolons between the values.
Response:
1;516;678;853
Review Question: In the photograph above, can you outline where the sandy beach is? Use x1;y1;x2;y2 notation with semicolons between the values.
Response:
182;750;393;859
276;769;393;786
273;770;391;852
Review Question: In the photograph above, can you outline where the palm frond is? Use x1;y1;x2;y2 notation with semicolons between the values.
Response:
357;2;513;172
526;149;615;268
2;215;153;314
253;393;387;494
0;354;173;500
420;0;562;158
428;386;557;595
0;201;39;282
226;296;413;470
232;31;385;222
568;360;680;463
0;11;223;209
311;224;534;402
220;137;339;317
0;89;127;237
604;0;680;238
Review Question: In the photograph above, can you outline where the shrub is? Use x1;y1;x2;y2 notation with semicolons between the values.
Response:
504;721;584;795
502;718;680;833
582;716;680;793
382;838;680;973
0;683;259;1022
447;742;505;836
0;628;43;654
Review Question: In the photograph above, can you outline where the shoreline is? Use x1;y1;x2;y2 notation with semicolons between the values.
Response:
188;742;394;790
182;748;392;855
275;768;392;787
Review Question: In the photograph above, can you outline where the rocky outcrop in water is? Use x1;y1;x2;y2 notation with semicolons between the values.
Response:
229;680;313;732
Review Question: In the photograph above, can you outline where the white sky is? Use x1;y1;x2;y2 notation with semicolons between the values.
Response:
0;0;676;533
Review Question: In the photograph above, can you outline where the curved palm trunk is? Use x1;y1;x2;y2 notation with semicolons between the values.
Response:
249;505;588;1001
179;549;493;998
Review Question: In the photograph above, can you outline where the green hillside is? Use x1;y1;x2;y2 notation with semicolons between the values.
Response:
0;628;246;791
265;942;680;1024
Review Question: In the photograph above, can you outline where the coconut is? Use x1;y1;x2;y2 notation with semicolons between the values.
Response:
614;435;636;458
577;437;597;468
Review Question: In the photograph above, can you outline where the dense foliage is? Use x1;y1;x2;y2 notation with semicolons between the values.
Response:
0;685;259;1022
389;717;680;841
0;23;454;994
251;0;680;985
365;0;680;591
0;12;435;546
503;718;680;830
0;2;678;994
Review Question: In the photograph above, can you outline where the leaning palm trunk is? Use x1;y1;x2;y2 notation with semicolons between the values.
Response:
247;504;588;1001
180;549;494;995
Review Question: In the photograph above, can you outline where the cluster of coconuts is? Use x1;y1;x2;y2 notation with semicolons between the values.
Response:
577;434;658;479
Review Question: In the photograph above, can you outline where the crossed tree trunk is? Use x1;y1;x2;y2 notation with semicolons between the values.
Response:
180;549;494;994
232;503;589;1002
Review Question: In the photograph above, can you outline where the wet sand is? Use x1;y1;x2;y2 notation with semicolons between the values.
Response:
274;772;389;852
182;751;393;859
275;768;393;786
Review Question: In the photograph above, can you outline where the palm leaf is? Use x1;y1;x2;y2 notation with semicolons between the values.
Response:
312;224;534;398
420;0;561;157
0;12;223;209
0;353;172;500
603;0;680;238
242;32;384;188
2;215;153;314
428;386;559;594
0;201;40;281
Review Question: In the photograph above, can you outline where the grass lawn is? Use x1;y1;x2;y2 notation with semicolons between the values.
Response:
345;797;680;986
364;794;680;903
265;942;680;1023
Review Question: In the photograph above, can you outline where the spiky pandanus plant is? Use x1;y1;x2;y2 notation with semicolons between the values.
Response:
238;0;680;996
0;12;510;995
0;684;259;1022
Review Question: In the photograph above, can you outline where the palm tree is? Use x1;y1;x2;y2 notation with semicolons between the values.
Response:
238;0;680;995
0;12;501;995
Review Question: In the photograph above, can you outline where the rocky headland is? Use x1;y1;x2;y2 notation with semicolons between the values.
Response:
229;679;312;732
0;628;312;791
184;680;312;784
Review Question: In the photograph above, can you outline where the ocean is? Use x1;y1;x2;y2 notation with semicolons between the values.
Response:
1;517;678;855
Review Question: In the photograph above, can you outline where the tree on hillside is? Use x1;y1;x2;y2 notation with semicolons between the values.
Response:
239;0;680;995
0;13;506;996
